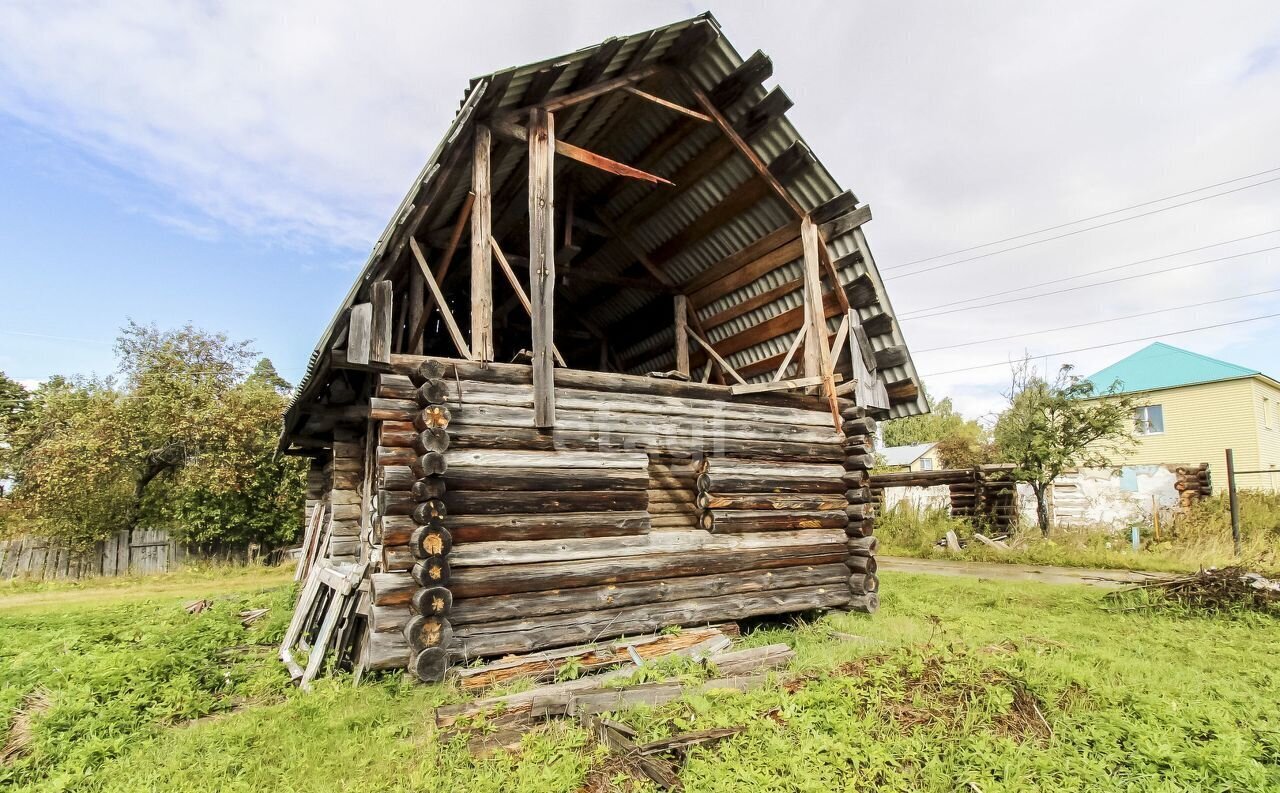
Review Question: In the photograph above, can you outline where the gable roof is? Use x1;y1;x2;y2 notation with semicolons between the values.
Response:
879;442;938;467
282;13;929;448
1085;342;1261;396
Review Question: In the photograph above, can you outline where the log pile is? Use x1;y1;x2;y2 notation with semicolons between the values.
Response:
1175;463;1212;508
869;466;1018;534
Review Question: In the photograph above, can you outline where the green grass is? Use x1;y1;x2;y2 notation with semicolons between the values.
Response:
876;495;1280;575
2;568;1279;791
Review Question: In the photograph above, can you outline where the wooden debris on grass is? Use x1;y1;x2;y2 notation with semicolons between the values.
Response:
451;626;732;691
973;533;1010;551
436;642;793;728
185;599;211;614
238;608;270;627
1105;566;1280;613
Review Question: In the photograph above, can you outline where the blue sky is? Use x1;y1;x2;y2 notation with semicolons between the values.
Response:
2;1;1279;417
0;118;354;385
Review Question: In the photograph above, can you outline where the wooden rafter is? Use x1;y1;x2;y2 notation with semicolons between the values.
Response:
410;237;473;360
490;119;673;186
622;86;712;123
520;64;662;115
678;73;805;218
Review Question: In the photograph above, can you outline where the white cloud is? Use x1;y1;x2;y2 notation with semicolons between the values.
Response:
1;0;1279;410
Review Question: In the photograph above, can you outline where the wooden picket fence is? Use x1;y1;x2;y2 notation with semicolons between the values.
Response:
0;529;261;581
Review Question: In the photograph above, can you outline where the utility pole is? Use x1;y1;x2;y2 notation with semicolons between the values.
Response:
1225;448;1241;557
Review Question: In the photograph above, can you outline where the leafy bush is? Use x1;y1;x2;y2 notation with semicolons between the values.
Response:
875;502;972;554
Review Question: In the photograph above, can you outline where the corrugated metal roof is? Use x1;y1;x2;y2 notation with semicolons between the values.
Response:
283;12;928;444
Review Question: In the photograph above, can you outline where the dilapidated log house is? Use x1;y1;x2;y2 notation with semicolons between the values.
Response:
280;13;926;683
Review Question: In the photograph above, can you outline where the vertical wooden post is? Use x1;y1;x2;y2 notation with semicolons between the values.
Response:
799;217;829;380
528;108;556;427
471;126;494;361
407;265;425;354
1225;448;1241;557
673;294;690;377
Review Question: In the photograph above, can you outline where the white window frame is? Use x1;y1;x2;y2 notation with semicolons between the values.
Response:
1134;404;1164;436
919;457;934;471
1264;397;1273;430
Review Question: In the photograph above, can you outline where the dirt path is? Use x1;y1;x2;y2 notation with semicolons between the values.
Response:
879;556;1172;587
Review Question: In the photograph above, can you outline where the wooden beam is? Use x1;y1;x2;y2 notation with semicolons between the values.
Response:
347;303;372;366
682;221;799;295
416;192;475;342
527;64;662;114
731;375;834;396
690;238;803;310
815;223;851;314
772;324;807;382
528;108;556;427
686;328;746;385
673;295;690;377
701;276;801;331
410;237;472;360
491;119;673;186
471;127;494;361
406;262;424;354
800;217;829;380
490;237;567;368
370;280;393;364
621;85;713;123
680;74;805;218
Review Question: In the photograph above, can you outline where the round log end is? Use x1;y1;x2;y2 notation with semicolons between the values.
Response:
411;501;448;525
415;379;448;406
848;592;880;615
413;452;448;477
415;428;451;454
412;556;451;587
415;360;449;383
411;647;450;682
412;477;447;501
411;526;453;559
848;572;879;595
404;614;454;653
411;586;453;617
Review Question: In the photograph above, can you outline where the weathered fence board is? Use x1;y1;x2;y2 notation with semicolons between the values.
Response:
0;529;263;582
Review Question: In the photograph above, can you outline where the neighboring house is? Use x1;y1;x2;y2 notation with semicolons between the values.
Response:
1086;342;1280;492
880;442;940;472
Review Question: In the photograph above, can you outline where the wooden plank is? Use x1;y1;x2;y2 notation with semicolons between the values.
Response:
800;218;828;380
682;221;800;296
816;228;851;314
673;295;690;376
370;280;393;364
417;193;475;342
347;303;373;366
681;75;805;217
491;119;672;185
530;64;661;114
686;328;746;385
406;262;424;354
622;85;713;122
490;240;566;367
410;237;473;360
528;107;556;428
730;375;831;395
772;325;807;382
471;126;493;362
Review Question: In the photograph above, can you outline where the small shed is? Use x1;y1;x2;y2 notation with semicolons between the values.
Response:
280;13;926;683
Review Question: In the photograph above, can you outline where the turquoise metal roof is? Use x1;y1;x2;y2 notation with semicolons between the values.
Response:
1085;342;1259;395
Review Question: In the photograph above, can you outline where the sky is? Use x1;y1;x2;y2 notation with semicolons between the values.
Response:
1;1;1278;421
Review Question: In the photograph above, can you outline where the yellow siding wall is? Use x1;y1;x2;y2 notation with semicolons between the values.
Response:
1104;378;1266;493
908;454;938;472
1247;378;1280;491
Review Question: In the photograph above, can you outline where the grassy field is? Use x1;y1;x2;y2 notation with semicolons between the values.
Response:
3;566;1278;792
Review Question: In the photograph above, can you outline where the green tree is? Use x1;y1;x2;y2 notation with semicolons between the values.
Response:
0;370;32;488
9;323;305;548
881;385;993;467
993;360;1138;537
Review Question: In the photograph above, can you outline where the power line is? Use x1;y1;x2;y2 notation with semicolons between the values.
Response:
918;311;1280;377
890;165;1280;269
899;245;1280;322
898;228;1280;318
883;174;1280;279
915;287;1280;353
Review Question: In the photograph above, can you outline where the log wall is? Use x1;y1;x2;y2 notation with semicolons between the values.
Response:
353;356;869;681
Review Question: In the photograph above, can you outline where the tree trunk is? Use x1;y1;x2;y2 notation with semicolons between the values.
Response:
1033;482;1051;538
